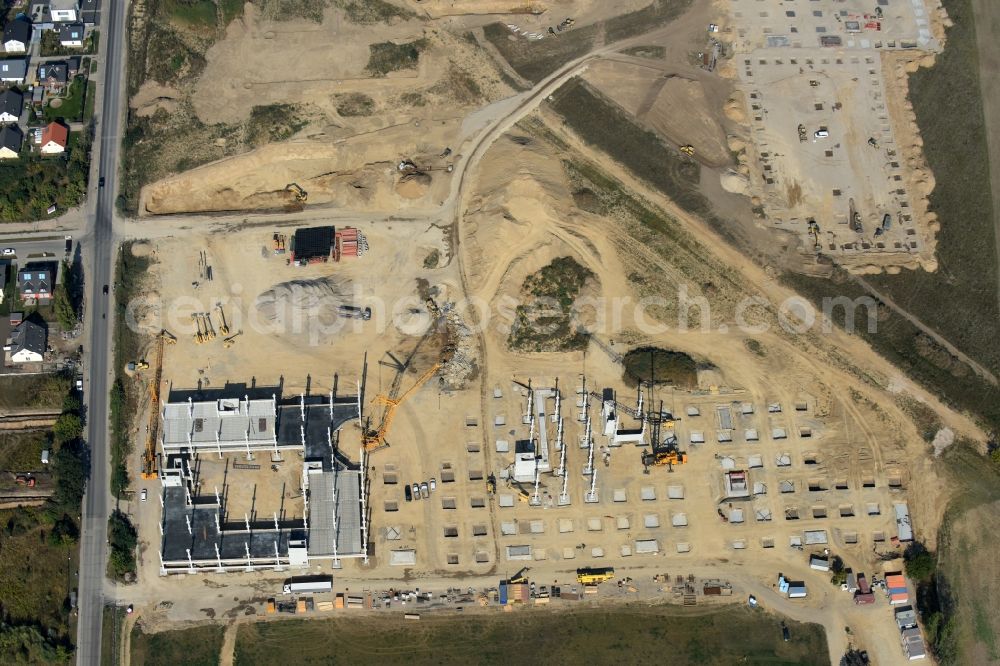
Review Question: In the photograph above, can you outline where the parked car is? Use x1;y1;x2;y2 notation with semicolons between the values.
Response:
1;248;14;256
429;478;436;492
140;489;148;502
411;483;420;500
404;484;412;502
420;482;429;499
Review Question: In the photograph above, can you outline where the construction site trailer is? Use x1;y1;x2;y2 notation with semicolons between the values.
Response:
283;577;332;594
894;502;914;542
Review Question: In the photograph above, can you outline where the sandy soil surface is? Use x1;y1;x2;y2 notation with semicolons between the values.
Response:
115;4;993;665
141;121;460;214
582;58;733;167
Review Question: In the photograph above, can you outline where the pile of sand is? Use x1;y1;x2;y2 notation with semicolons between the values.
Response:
254;278;356;343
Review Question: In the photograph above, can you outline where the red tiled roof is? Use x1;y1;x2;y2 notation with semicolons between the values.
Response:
41;121;67;148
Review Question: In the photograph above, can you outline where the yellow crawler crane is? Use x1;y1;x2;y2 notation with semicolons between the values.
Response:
363;363;441;451
216;303;231;336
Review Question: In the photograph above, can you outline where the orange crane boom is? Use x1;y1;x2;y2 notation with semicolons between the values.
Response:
364;362;440;451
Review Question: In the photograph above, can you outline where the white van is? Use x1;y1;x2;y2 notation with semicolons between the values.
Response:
814;130;830;139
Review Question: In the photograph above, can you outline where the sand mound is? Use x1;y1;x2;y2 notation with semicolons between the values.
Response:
720;170;750;195
396;172;431;199
254;277;357;344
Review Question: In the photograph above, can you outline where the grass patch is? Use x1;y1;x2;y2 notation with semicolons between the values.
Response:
131;623;225;666
508;256;594;352
482;21;599;83
604;0;693;43
45;76;87;123
101;606;126;666
366;39;427;77
334;0;414;24
335;92;376;117
0;374;71;412
0;430;49;471
550;77;711;218
865;0;1000;377
621;45;666;59
252;0;330;22
921;443;1000;663
0;507;76;647
622;347;698;388
234;605;827;665
163;0;218;29
109;242;153;494
247;103;309;145
781;270;1000;432
220;0;245;24
83;80;97;121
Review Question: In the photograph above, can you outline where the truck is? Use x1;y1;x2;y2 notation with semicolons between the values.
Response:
337;305;372;321
283;576;333;594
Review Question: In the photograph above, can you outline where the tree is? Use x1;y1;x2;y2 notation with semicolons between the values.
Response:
50;441;86;511
52;412;83;443
904;543;937;581
107;510;137;579
53;260;77;331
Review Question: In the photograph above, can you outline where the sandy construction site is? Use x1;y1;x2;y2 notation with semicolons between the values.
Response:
117;1;993;664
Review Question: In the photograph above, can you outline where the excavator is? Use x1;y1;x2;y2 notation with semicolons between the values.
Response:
680;144;695;157
363;362;441;451
286;183;308;202
222;330;243;349
140;332;168;479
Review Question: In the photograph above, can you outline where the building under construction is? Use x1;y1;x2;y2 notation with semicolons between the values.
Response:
155;383;369;574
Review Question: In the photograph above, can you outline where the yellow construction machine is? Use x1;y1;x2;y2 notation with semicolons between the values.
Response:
216;304;231;336
286;183;308;202
680;144;695;157
191;314;204;344
160;329;177;345
222;331;242;348
363;362;441;451
203;312;217;341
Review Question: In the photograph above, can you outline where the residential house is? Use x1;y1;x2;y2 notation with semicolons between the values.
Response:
0;89;23;123
7;320;46;363
30;85;43;107
40;121;67;154
37;61;68;92
0;58;29;83
17;266;52;304
50;0;79;23
80;0;100;26
0;125;22;159
3;18;32;53
58;23;84;47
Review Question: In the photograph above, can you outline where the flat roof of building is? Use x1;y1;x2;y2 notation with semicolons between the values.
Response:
293;226;334;261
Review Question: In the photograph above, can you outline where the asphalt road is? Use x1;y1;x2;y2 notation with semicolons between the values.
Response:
76;0;128;663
